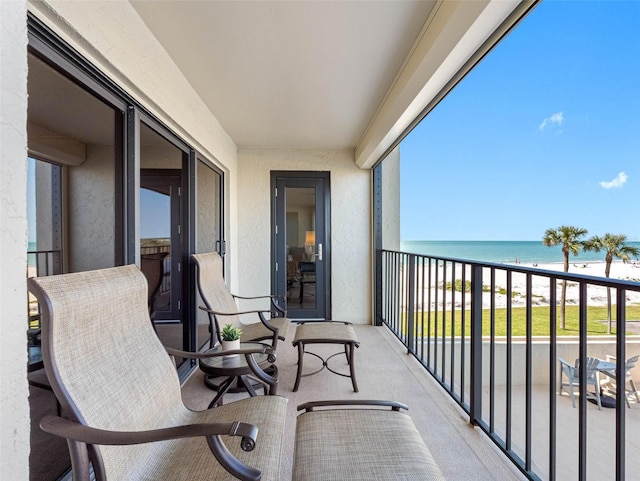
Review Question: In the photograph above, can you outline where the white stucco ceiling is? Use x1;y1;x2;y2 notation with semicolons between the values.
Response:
29;0;539;168
127;1;531;167
26;0;533;167
129;0;437;152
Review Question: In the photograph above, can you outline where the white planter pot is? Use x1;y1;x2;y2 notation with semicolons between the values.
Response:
221;339;240;357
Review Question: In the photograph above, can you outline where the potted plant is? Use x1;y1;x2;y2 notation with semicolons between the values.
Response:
220;323;242;355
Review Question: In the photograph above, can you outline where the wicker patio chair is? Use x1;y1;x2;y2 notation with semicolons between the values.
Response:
28;265;287;481
192;252;291;350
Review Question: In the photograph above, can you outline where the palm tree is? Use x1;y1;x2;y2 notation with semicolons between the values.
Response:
542;225;588;329
583;233;640;334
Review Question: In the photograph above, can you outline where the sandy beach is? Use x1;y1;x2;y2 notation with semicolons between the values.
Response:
413;260;640;310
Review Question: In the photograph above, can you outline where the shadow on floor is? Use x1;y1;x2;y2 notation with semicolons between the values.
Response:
29;384;69;481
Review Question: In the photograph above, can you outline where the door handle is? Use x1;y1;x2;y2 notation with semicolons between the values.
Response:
315;243;323;261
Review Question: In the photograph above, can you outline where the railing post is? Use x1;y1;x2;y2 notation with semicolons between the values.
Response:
615;288;626;481
375;249;383;326
470;264;483;425
407;254;416;353
578;282;587;481
373;164;383;326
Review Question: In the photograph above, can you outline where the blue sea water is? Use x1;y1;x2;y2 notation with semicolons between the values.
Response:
27;240;640;267
27;241;37;266
400;240;640;265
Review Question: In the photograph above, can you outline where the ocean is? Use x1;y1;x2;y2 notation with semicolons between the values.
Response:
400;240;640;265
27;241;37;267
27;240;640;267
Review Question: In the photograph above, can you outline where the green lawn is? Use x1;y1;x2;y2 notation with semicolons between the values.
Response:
409;305;640;337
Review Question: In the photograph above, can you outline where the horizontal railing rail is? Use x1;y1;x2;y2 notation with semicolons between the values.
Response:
379;249;640;481
27;249;62;278
141;242;171;295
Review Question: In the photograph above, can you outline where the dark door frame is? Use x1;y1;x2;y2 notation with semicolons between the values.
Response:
270;171;331;320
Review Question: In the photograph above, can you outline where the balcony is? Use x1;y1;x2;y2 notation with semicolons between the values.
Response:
28;249;640;480
375;249;640;480
182;323;528;480
182;320;639;480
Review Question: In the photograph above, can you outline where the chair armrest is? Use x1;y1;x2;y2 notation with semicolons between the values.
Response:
297;400;408;413
606;355;617;362
198;306;280;338
297;320;353;326
166;344;277;364
232;294;280;301
232;293;287;316
166;345;277;394
41;415;257;449
41;415;261;481
558;358;572;368
198;306;271;317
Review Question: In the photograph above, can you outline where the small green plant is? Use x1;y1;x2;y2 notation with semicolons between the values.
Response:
221;323;242;341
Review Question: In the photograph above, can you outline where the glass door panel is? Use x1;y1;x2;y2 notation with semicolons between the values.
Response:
196;159;224;350
140;185;172;316
285;187;318;311
273;172;330;320
139;122;185;361
27;49;121;479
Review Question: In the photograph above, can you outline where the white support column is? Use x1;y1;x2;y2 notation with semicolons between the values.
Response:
0;1;30;479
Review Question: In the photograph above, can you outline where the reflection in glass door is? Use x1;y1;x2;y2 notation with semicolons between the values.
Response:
195;158;224;350
140;171;182;322
273;172;330;320
284;187;318;311
141;183;169;318
139;121;186;365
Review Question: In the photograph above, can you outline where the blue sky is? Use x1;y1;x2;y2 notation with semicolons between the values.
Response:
400;0;640;242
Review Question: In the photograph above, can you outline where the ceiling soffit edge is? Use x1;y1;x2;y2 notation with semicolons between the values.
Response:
355;0;536;171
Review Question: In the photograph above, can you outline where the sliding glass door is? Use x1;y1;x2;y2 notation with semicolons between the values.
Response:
195;159;224;350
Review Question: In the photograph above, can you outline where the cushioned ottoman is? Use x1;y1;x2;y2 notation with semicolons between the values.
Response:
293;400;444;481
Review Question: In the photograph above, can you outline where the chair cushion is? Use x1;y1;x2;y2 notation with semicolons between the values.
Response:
104;396;288;480
241;316;290;342
293;408;444;480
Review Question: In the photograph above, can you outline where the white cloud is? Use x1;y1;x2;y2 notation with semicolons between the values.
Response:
599;172;628;189
539;111;564;130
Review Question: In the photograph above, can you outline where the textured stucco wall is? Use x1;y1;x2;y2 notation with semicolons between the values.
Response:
140;146;182;170
35;160;54;250
382;146;401;251
237;149;371;324
0;1;30;478
68;145;115;272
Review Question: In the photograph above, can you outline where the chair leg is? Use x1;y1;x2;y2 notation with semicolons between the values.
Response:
630;379;640;405
559;376;577;408
348;342;358;393
293;342;304;392
594;385;602;410
569;385;577;408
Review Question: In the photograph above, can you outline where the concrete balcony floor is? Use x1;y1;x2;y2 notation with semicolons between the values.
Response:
183;324;640;480
182;324;530;480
